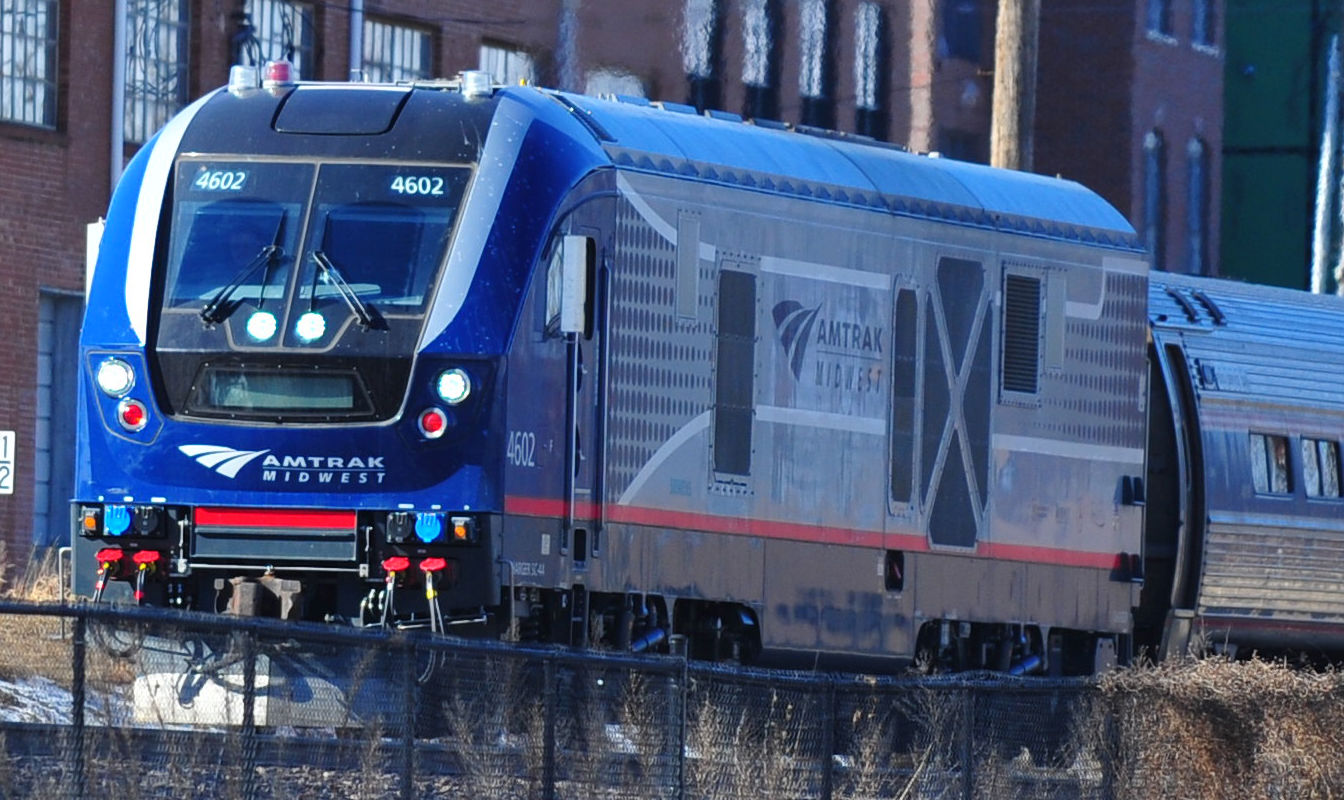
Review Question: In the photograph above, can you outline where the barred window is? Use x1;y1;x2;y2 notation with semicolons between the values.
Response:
798;0;833;128
854;2;887;139
479;42;535;86
682;0;720;111
363;18;431;83
1144;130;1166;269
125;0;189;144
1192;0;1215;47
1146;0;1172;37
244;0;315;79
740;0;779;119
1;0;58;128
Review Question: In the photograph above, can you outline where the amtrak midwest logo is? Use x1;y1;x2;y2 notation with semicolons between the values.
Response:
179;444;387;484
772;300;885;393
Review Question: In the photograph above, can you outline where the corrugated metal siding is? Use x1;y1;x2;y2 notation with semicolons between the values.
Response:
1201;517;1344;620
1150;273;1344;412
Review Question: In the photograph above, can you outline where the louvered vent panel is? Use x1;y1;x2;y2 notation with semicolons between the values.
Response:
1002;274;1041;394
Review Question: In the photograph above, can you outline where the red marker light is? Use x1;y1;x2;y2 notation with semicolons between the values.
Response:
117;399;148;432
418;408;448;439
263;59;294;86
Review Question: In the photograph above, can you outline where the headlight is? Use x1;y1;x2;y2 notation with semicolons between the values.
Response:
95;358;135;397
435;368;471;405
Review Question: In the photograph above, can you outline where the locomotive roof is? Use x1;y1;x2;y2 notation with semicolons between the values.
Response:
538;88;1141;251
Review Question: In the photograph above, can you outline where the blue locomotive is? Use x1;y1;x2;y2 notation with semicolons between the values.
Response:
73;66;1344;676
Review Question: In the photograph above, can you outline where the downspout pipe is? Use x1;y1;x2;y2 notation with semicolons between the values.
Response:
349;0;364;80
110;0;126;191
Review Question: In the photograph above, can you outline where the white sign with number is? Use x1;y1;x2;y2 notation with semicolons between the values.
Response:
0;431;12;494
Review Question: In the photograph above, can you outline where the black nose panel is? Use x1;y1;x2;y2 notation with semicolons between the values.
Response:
274;86;410;135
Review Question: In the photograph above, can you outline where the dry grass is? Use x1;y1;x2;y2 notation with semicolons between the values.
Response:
1099;656;1344;800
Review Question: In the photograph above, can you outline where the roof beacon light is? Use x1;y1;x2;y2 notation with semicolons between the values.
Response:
263;59;295;88
229;64;259;93
461;70;493;99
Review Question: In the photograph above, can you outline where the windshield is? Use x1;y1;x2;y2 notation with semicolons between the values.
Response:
164;161;311;311
161;159;469;348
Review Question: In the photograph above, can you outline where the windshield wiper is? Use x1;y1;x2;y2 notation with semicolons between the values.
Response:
311;250;383;330
200;244;282;324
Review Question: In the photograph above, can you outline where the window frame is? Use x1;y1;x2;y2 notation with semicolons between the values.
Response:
243;0;316;80
362;16;432;84
479;41;535;86
0;0;59;129
124;0;191;145
854;1;887;140
1146;0;1173;39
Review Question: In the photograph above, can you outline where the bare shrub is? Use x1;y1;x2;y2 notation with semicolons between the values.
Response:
685;680;817;800
1100;656;1344;800
440;654;544;799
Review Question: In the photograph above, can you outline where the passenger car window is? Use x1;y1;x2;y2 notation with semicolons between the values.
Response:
1303;438;1341;498
1250;433;1291;495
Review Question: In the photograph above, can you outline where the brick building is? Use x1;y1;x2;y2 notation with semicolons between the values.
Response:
0;0;1219;562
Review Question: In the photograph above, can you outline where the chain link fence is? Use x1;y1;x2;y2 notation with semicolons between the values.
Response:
0;601;1111;799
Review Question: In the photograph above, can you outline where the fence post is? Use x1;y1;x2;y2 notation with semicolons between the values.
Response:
543;656;557;800
960;686;974;800
820;676;836;800
240;630;258;800
67;612;86;800
678;659;688;800
401;640;416;800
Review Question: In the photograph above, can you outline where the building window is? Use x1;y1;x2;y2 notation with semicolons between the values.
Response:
1186;137;1208;275
854;2;887;139
125;0;190;144
363;18;431;83
1144;130;1166;269
940;0;980;62
585;68;644;98
741;0;779;119
480;42;535;86
241;0;315;79
1303;438;1342;498
1192;0;1214;47
683;0;720;112
798;0;833;128
1146;0;1172;37
1250;433;1291;495
1;0;57;127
